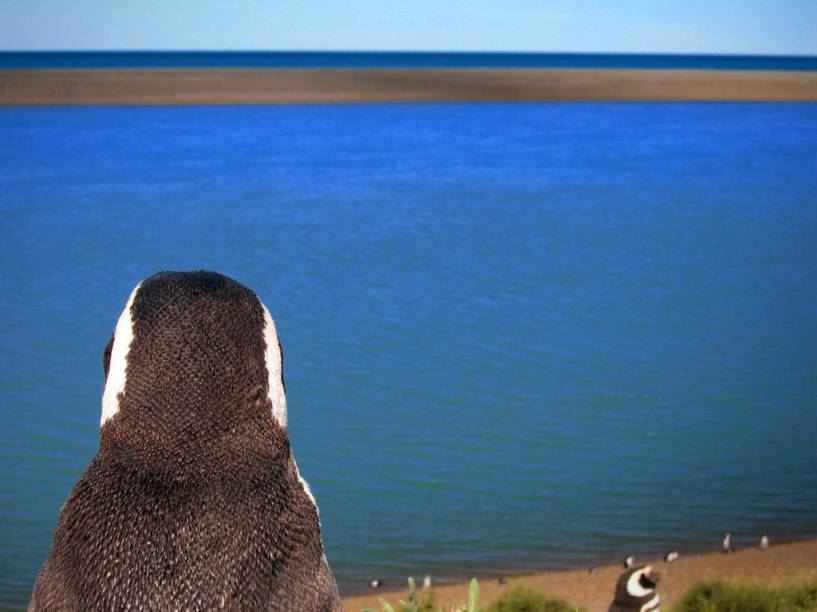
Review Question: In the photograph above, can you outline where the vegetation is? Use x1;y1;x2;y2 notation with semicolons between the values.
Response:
362;577;478;612
361;575;817;612
362;578;582;612
484;585;580;612
673;580;817;612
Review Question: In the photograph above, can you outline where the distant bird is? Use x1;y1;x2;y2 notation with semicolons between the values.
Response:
588;567;598;576
664;551;679;563
498;577;508;585
623;556;635;568
422;575;432;590
370;579;383;589
722;533;733;553
760;535;769;550
609;565;661;612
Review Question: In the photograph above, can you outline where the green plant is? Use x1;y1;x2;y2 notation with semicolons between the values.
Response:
485;585;579;612
363;576;477;612
674;580;817;612
362;577;434;612
362;576;585;612
451;578;479;612
469;578;479;612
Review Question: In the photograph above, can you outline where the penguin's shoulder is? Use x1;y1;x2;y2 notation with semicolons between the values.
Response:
33;448;330;610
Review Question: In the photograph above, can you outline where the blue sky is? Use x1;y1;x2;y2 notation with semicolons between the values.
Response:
1;0;815;55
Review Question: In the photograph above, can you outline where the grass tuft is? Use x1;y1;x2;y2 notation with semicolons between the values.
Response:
485;585;580;612
674;580;817;612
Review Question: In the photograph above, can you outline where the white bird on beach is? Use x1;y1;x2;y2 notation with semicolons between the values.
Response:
664;551;679;563
623;555;635;568
760;535;769;550
722;533;733;553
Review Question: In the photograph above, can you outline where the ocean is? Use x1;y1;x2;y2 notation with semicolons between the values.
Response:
1;101;816;608
1;50;817;70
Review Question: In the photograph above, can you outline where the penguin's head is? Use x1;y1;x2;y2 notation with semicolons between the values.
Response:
612;565;661;608
100;271;288;463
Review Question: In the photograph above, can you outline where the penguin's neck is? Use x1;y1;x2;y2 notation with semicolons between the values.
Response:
100;407;290;482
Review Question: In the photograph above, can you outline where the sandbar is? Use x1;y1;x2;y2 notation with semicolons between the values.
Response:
1;68;816;105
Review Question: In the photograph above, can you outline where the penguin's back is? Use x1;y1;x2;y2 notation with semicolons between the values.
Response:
32;450;339;611
30;271;341;611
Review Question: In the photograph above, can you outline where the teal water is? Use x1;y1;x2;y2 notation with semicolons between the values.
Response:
1;102;816;607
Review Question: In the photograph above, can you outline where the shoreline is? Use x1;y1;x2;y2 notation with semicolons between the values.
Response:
1;67;816;105
341;537;817;612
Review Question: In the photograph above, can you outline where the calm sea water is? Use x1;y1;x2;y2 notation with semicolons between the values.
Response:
1;102;816;608
2;50;817;70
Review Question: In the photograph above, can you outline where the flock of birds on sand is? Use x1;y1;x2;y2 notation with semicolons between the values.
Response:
367;533;772;591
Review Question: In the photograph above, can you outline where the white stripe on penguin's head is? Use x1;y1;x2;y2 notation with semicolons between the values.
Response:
261;304;287;429
260;304;319;513
100;283;141;427
626;566;654;598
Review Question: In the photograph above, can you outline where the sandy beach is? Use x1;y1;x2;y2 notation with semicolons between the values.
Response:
342;538;817;611
1;67;816;105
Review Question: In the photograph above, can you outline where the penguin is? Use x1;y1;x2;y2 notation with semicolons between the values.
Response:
663;551;679;563
623;555;635;568
29;271;342;611
370;579;383;589
422;575;432;590
722;532;733;553
760;535;769;550
609;565;661;612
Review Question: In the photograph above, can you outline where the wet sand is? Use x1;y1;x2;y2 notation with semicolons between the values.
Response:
1;68;816;104
342;538;817;612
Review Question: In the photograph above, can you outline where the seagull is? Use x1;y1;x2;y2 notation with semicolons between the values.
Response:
664;551;679;563
722;533;733;553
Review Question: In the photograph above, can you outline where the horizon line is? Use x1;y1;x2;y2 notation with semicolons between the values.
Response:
2;49;817;59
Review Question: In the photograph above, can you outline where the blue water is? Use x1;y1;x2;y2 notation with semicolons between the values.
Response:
2;50;817;70
1;102;816;608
